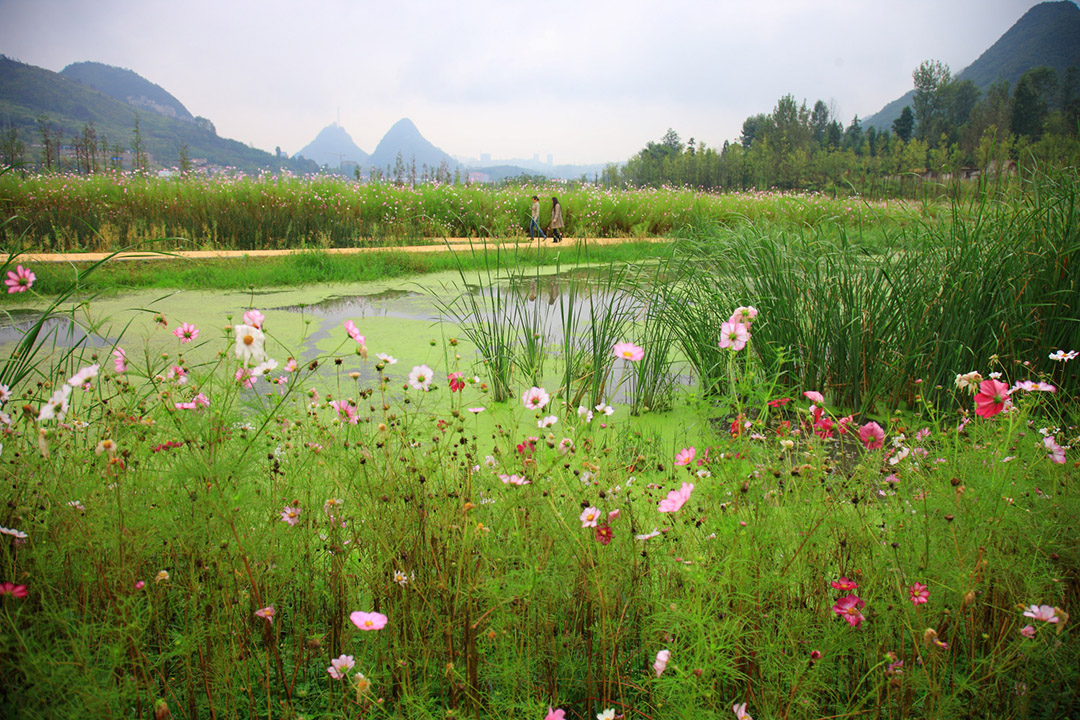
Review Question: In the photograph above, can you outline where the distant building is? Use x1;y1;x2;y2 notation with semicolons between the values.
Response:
546;154;553;165
468;171;490;184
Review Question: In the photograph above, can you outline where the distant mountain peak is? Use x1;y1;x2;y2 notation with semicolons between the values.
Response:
296;123;369;168
367;118;457;173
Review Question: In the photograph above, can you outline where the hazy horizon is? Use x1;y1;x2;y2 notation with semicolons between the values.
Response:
0;0;1056;165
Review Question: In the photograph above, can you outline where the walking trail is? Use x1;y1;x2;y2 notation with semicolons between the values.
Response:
21;236;668;264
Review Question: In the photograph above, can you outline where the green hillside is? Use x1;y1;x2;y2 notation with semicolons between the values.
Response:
0;55;316;173
60;61;193;122
864;0;1080;130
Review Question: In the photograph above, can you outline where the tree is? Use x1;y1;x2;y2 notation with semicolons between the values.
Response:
912;60;951;143
892;106;915;143
660;128;683;154
1011;67;1059;139
178;141;191;174
740;114;768;149
810;100;830;144
0;126;24;167
131;113;146;171
37;114;55;170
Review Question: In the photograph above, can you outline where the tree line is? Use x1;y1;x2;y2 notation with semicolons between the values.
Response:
604;61;1080;197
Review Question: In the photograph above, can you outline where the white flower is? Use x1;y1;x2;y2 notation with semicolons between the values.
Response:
594;403;614;416
635;528;662;540
66;364;100;388
252;358;279;377
1048;349;1078;362
393;570;409;587
376;352;398;365
954;371;983;393
408;364;433;391
38;385;72;421
537;415;558;429
597;709;616;720
483;455;498;468
234;325;267;365
0;384;10;404
0;526;28;539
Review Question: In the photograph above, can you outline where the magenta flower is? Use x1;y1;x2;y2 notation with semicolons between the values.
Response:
173;323;199;343
344;320;365;346
830;576;859;591
858;421;885;450
448;372;466;392
653;649;670;677
4;265;34;293
135;580;145;590
802;390;824;404
613;341;645;361
280;506;301;526
1020;625;1036;638
579;507;601;528
832;595;866;627
544;707;566;720
242;309;265;329
909;582;930;605
327;654;355;680
674;446;696;466
718;321;750;351
0;582;27;598
350;611;388;631
1023;604;1059;623
658;483;694;513
973;379;1009;418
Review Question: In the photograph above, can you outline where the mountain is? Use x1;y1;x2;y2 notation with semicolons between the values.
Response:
0;55;316;173
366;118;457;174
296;123;369;168
60;61;193;122
864;1;1080;130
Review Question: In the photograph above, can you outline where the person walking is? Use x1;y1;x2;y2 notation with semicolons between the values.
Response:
549;196;564;243
529;195;546;241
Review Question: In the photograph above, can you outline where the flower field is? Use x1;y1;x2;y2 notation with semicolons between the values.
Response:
0;167;1077;719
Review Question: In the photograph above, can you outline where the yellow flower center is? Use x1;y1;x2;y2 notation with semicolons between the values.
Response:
244;335;254;345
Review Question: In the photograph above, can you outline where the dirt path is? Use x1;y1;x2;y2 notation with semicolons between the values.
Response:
21;236;669;263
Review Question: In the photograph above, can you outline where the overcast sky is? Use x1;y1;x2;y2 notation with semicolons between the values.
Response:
0;0;1054;165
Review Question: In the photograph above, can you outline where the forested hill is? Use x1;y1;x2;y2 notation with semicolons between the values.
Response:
864;0;1080;130
0;55;317;173
60;61;194;122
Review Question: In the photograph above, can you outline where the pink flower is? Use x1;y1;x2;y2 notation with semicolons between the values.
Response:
718;321;750;351
837;415;854;434
658;483;694;513
613;341;644;361
814;416;834;438
909;582;930;605
135;580;145;590
327;654;355;680
173;323;199;343
974;379;1009;418
733;703;753;720
858;421;885;450
255;606;276;623
522;386;550;410
544;707;566;720
284;358;297;372
810;649;823;661
831;576;859;591
0;582;27;598
344;320;365;346
4;265;35;293
1044;436;1066;464
280;506;301;526
579;507;601;528
653;649;670;677
729;306;758;325
448;372;466;392
674;446;696;466
350;611;388;631
802;390;824;404
832;595;866;627
242;309;265;329
112;348;127;373
608;509;621;521
499;473;530;486
1020;625;1036;638
1023;604;1059;623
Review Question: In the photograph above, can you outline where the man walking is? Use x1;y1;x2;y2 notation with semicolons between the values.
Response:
529;195;546;241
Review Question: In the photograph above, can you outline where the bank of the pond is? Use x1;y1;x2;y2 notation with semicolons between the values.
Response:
9;237;673;294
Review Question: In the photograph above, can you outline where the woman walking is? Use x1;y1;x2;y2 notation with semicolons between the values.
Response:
549;196;564;243
529;196;546;241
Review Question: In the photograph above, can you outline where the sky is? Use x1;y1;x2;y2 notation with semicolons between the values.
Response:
0;0;1054;166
